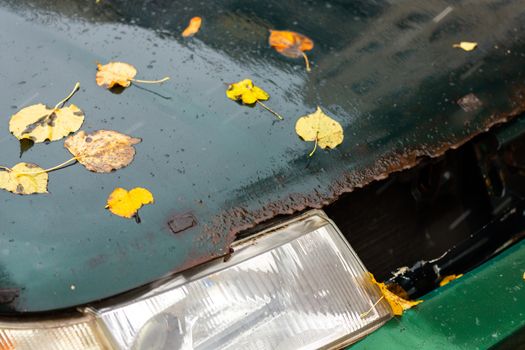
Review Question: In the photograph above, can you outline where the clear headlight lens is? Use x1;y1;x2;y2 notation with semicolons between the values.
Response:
95;210;391;349
0;210;392;349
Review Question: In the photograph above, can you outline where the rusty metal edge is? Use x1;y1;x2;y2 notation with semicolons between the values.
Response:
200;92;525;260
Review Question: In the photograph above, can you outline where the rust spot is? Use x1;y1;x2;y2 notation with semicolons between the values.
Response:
202;87;525;249
170;251;221;275
0;288;19;305
223;247;235;262
168;213;198;234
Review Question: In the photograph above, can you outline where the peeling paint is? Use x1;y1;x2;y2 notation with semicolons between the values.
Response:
168;213;198;234
202;92;525;254
0;288;19;305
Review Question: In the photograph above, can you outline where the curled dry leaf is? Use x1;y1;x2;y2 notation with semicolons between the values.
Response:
295;106;343;156
64;130;141;173
453;41;478;51
269;30;314;71
96;62;170;89
106;187;154;219
9;83;84;143
182;16;202;37
368;273;422;316
226;79;283;120
96;62;137;88
0;163;48;195
439;274;463;287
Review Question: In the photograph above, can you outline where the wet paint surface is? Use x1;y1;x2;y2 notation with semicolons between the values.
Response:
1;0;525;312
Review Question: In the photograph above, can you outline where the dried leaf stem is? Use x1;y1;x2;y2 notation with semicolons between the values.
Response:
256;100;283;120
309;136;318;157
131;77;170;84
360;296;385;319
301;52;311;72
54;82;80;109
1;157;78;176
309;120;321;157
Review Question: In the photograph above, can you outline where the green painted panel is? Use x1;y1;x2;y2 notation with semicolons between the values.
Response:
350;240;525;350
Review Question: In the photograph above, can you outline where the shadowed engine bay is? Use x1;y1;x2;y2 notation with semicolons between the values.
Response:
325;117;525;298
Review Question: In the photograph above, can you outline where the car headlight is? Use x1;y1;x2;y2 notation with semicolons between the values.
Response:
0;210;392;349
0;314;109;350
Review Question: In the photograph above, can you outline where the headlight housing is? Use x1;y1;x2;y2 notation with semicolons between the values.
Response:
1;210;392;349
0;314;110;350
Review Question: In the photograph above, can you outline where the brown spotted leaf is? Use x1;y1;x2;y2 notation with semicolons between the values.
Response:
64;130;141;173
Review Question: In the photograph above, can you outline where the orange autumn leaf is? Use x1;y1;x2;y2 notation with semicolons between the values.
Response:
182;17;202;37
439;274;463;287
269;30;314;71
368;273;422;316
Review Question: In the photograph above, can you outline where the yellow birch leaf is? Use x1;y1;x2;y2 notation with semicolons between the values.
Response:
226;79;283;120
295;106;344;156
453;42;478;51
226;79;269;105
439;274;463;287
0;163;48;195
369;273;422;316
9;83;84;143
64;130;141;173
96;62;169;89
106;187;154;219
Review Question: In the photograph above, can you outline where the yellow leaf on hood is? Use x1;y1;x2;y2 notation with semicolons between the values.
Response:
295;106;344;156
226;79;283;120
369;273;422;316
0;163;48;195
9;83;84;143
96;62;169;89
453;42;478;51
106;187;154;219
64;130;141;173
226;79;269;105
96;62;137;88
182;17;202;37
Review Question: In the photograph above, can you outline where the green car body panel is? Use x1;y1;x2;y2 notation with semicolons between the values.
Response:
350;239;525;350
